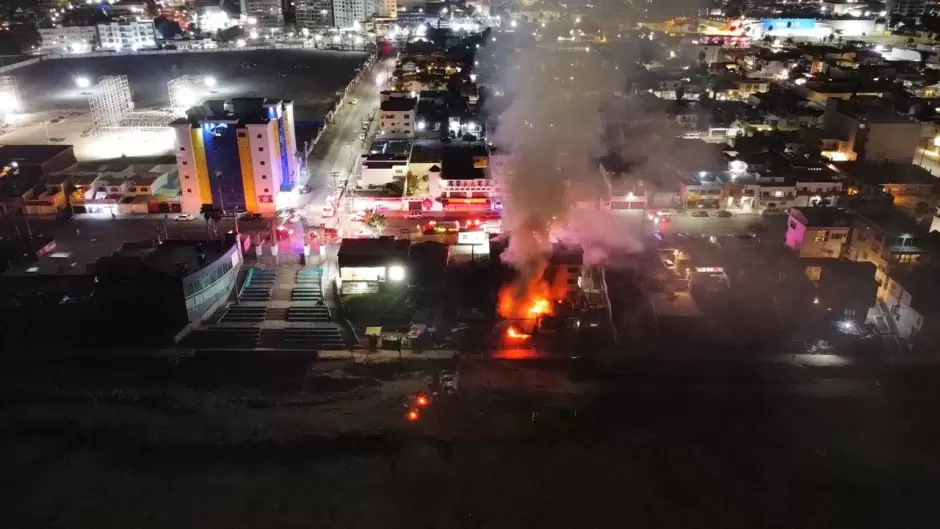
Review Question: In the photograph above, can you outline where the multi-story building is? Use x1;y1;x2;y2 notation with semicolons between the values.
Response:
379;95;417;139
846;210;930;286
378;0;397;17
431;142;493;211
332;0;377;28
879;265;940;351
38;25;98;53
245;0;283;26
96;20;157;51
822;98;921;163
837;162;938;214
785;207;853;259
296;0;334;27
887;0;926;16
172;98;298;215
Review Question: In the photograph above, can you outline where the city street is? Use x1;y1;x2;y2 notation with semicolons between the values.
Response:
295;57;397;226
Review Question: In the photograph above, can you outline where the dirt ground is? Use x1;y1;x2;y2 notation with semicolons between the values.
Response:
3;354;940;528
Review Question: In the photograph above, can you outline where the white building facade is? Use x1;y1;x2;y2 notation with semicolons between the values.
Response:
38;25;98;53
96;21;157;51
332;0;377;28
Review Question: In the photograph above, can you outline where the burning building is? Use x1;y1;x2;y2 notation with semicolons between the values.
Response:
497;242;584;348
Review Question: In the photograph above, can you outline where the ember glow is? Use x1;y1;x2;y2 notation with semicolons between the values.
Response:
498;264;560;321
506;326;531;340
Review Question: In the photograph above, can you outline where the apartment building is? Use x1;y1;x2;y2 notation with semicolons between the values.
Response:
379;95;417;139
785;207;853;259
96;20;157;51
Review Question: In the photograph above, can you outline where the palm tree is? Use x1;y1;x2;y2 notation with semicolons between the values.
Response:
364;209;387;235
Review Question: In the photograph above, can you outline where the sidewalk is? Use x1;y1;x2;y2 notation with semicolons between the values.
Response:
322;349;458;361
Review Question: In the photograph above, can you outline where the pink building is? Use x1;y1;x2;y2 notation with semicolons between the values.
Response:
786;207;853;258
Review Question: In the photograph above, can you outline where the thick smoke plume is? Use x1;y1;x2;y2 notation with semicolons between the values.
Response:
485;43;644;274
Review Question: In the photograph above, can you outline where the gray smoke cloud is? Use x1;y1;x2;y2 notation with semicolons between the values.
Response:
486;42;645;271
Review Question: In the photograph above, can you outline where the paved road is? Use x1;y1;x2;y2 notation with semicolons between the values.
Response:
296;57;396;222
0;214;269;247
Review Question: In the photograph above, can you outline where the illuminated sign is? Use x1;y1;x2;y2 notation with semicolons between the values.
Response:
458;231;488;245
761;18;816;31
695;267;724;273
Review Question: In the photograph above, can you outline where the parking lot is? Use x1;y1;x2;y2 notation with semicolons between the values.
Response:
10;49;369;121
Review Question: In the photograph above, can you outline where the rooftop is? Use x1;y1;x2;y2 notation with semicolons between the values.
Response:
790;207;854;228
142;240;231;277
338;236;410;268
440;142;489;180
857;209;926;237
381;97;418;112
3;238;123;277
409;140;444;163
172;98;291;127
838;162;939;187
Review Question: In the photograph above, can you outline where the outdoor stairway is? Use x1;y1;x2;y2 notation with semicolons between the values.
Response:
181;264;348;351
240;268;277;302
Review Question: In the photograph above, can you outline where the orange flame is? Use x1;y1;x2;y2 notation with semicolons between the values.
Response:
506;326;531;340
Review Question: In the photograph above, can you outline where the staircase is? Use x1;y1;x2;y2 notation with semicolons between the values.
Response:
181;264;348;352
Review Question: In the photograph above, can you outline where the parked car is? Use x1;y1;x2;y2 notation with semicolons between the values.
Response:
174;213;195;221
299;184;312;194
691;211;709;218
407;211;423;219
716;210;732;218
349;98;359;105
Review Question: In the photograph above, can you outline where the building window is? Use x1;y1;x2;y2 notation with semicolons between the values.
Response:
182;161;188;165
257;134;262;139
260;161;265;166
187;188;192;193
258;147;264;152
264;188;269;193
789;220;796;230
179;147;186;151
261;175;267;179
814;231;828;243
184;175;190;179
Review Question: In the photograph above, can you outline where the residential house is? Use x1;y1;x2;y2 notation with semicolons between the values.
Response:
785;207;853;258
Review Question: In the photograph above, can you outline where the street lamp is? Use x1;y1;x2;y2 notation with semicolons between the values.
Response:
75;76;90;89
204;76;217;88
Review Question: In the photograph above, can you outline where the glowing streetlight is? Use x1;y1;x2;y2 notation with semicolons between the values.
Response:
249;29;258;39
510;20;517;27
0;91;18;113
204;76;217;88
75;76;90;89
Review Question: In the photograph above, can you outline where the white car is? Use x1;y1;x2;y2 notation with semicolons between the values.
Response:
174;214;195;221
349;98;359;105
407;211;423;219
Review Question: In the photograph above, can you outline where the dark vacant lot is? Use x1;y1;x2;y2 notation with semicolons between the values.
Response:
2;355;940;528
12;49;369;121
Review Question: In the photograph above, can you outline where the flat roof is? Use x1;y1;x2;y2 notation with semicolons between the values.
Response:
440;142;488;180
3;238;123;277
338;237;410;267
172;98;291;128
839;162;938;187
0;144;73;165
790;207;854;228
857;209;925;237
142;240;230;277
409;140;444;163
380;97;418;112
